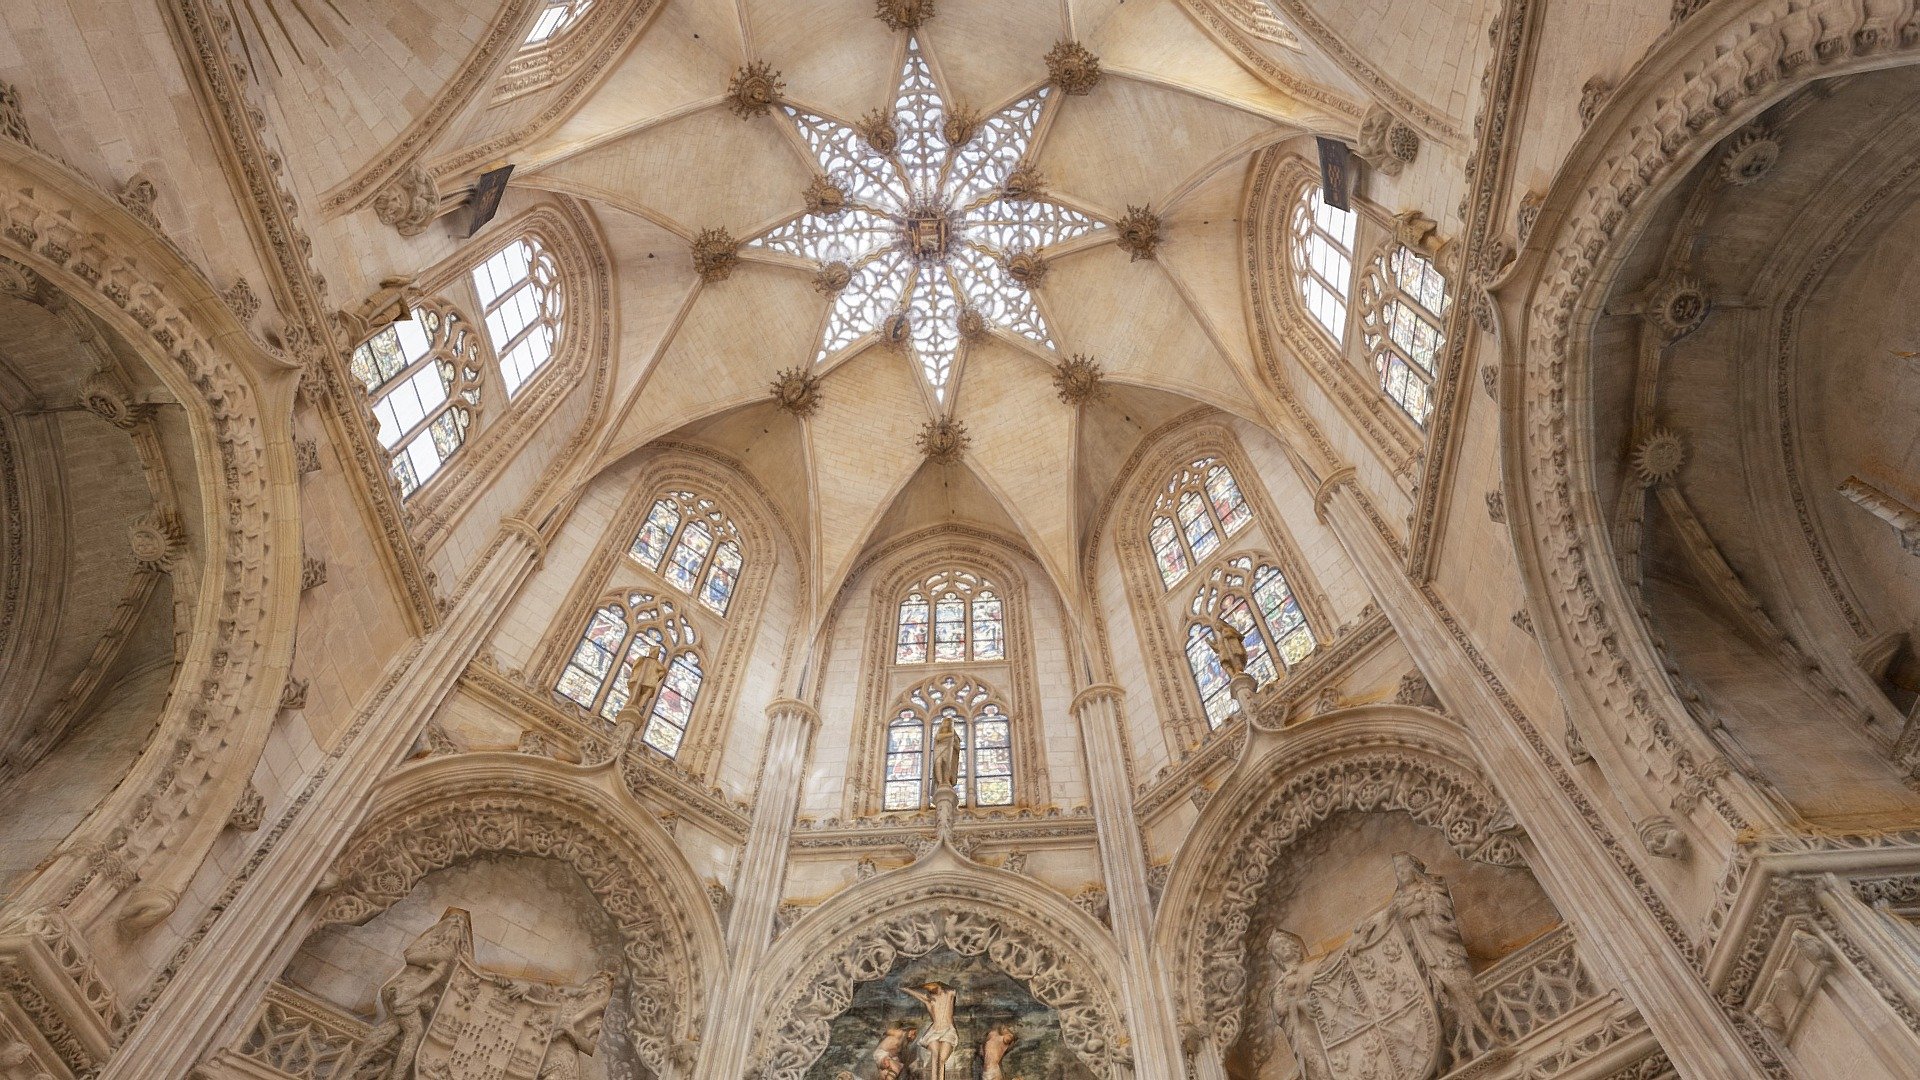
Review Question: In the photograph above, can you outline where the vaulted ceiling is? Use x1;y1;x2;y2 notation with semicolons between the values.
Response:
500;0;1361;613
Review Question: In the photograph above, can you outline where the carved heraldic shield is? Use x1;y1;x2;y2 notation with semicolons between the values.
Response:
413;957;562;1080
1305;915;1441;1080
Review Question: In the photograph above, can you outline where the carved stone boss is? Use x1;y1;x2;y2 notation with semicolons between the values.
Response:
1268;854;1498;1080
348;907;613;1080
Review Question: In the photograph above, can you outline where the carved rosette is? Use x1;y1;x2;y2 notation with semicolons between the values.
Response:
1115;205;1161;261
691;227;741;283
955;305;988;342
727;61;785;118
1002;162;1045;201
769;366;822;417
372;162;440;237
79;370;147;429
1631;428;1687;486
1649;272;1709;338
802;174;847;217
1721;126;1781;186
1002;249;1049;287
1045;40;1101;96
1052;354;1107;405
874;0;934;30
856;109;899;154
812;260;852;295
916;415;970;464
128;512;185;572
941;105;984;148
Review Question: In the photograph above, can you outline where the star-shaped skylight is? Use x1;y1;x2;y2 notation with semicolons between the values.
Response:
748;38;1102;402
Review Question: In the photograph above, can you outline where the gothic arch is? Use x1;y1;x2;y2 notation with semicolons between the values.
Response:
1498;1;1920;846
0;141;299;928
314;752;724;1079
1154;706;1526;1049
529;443;803;777
1092;414;1337;747
402;198;615;552
745;848;1132;1080
837;526;1055;816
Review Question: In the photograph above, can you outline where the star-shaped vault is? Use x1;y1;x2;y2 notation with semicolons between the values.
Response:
748;37;1102;402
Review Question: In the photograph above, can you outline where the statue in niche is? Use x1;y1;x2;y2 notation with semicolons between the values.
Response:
623;652;669;715
1265;853;1498;1080
930;714;961;797
347;906;617;1080
1207;617;1248;680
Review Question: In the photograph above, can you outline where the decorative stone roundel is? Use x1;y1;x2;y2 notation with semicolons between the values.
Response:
1720;126;1781;186
1649;272;1709;339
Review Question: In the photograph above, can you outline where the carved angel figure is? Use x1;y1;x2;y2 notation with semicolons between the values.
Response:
348;909;471;1080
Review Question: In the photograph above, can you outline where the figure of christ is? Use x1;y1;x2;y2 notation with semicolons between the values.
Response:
872;1022;917;1080
903;982;961;1080
980;1022;1019;1080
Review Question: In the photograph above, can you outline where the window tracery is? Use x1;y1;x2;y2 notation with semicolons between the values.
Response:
349;302;484;498
745;37;1101;402
1360;244;1449;426
553;590;703;758
883;674;1016;810
472;235;564;397
1148;458;1255;589
895;569;1005;664
629;492;746;616
1290;182;1357;342
1181;556;1318;725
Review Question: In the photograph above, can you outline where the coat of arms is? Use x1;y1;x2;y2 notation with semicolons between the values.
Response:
347;908;614;1080
1269;855;1499;1080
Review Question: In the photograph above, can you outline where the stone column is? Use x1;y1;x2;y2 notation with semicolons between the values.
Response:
1072;684;1185;1080
101;529;545;1080
1315;482;1770;1078
697;697;818;1080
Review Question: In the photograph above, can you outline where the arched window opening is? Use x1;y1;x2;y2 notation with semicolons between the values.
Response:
553;591;702;758
1150;458;1255;590
895;570;1005;664
472;235;564;397
349;304;483;498
627;492;746;616
882;675;1017;810
1360;244;1449;426
1184;556;1320;725
523;0;593;46
1290;182;1357;341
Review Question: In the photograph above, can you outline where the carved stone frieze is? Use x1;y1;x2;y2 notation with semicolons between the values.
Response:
1394;670;1444;711
294;437;321;476
300;556;327;591
0;908;120;1075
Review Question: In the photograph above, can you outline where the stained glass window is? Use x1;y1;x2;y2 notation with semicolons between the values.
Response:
625;492;745;616
895;570;1007;664
885;709;926;810
1150;458;1257;589
350;304;484;499
472;236;564;397
745;36;1100;402
551;591;702;757
1186;622;1235;728
1290;182;1357;341
1360;245;1448;426
884;675;1014;810
523;0;592;45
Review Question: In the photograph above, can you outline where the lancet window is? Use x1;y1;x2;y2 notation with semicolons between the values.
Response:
554;590;703;758
1183;556;1318;728
883;675;1015;811
1290;182;1357;342
1360;244;1449;426
895;570;1005;664
349;302;484;498
472;235;564;397
629;492;745;616
1148;458;1255;590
